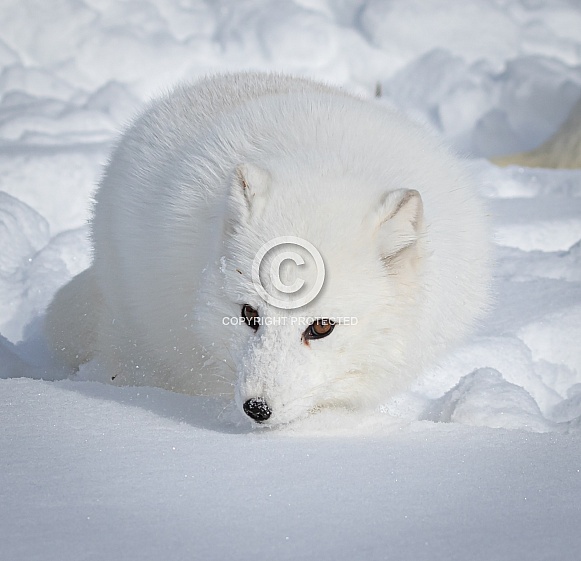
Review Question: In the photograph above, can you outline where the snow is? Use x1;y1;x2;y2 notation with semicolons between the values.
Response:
2;379;581;561
1;1;580;560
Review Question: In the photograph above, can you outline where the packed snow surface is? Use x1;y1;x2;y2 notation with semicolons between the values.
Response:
1;1;580;560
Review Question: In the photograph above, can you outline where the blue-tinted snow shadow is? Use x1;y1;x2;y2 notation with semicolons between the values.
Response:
1;319;253;435
62;378;254;435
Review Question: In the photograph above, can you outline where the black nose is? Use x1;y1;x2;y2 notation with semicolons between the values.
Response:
243;398;272;422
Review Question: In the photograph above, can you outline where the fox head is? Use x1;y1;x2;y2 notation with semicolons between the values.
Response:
193;161;428;426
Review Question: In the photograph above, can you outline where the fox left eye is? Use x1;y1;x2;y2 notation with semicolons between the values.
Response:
241;304;260;331
304;319;335;340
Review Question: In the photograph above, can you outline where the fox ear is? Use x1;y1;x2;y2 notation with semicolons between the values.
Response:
373;189;424;259
233;163;271;220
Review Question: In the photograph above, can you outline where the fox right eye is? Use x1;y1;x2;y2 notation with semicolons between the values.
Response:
241;304;259;331
303;319;335;341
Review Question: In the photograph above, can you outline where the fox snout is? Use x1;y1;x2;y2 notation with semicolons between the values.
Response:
243;397;272;422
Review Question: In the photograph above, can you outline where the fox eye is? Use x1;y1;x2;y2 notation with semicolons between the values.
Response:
241;304;259;331
304;319;335;340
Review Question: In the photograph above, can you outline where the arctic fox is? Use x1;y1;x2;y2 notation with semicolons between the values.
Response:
46;72;491;426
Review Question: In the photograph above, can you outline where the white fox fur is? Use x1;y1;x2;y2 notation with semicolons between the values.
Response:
46;72;491;426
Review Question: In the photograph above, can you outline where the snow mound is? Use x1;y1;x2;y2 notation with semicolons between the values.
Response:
422;368;555;433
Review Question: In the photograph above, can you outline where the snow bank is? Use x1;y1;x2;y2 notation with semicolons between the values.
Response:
2;377;581;561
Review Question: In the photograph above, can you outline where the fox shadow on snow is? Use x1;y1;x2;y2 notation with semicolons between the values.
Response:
1;316;253;435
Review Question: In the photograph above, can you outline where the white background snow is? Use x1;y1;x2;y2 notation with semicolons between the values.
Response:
1;1;580;560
